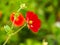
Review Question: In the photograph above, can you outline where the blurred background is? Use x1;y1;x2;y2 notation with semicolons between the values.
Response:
0;0;60;45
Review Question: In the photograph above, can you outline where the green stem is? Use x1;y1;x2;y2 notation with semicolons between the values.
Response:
17;8;22;12
3;35;11;45
11;19;15;29
11;6;22;29
11;7;22;29
3;24;26;45
11;24;26;36
3;6;24;45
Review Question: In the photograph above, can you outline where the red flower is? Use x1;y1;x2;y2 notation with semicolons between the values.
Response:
10;12;25;27
26;11;41;32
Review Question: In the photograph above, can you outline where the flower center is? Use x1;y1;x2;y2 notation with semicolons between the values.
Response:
29;20;33;24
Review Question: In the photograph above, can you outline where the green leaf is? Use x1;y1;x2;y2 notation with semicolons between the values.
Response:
4;25;12;34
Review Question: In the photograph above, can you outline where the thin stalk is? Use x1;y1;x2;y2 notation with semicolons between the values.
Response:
3;24;26;45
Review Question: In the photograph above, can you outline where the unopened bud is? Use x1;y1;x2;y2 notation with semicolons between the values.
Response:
20;3;26;9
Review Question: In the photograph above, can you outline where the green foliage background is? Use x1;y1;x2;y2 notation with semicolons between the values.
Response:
0;0;60;45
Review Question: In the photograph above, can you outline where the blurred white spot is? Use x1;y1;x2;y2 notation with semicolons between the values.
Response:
31;25;33;27
55;21;60;28
42;39;48;45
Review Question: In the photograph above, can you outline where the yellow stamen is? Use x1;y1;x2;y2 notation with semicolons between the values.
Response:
29;20;33;24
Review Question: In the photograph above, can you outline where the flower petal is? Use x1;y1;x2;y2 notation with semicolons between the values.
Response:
26;11;38;21
10;12;25;27
14;14;25;26
28;19;41;32
10;12;15;22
